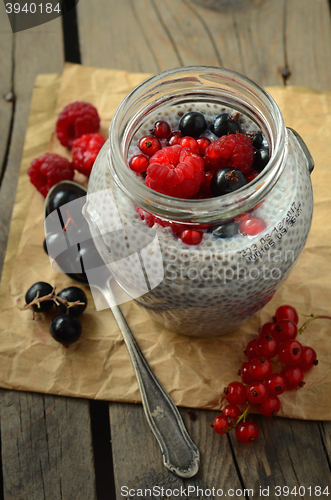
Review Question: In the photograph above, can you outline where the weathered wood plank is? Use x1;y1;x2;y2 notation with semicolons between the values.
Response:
77;0;165;73
110;404;331;499
229;415;331;499
0;391;96;500
109;404;246;499
0;15;98;500
0;16;63;279
285;0;331;91
0;4;14;180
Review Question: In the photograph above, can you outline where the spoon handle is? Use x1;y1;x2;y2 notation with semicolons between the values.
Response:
100;283;200;478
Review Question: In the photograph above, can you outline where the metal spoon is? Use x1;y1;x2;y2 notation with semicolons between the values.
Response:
44;181;200;478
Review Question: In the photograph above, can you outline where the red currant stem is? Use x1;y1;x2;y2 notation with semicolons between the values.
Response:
234;404;251;426
298;314;331;334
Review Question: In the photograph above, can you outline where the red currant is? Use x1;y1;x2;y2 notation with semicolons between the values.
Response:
224;381;247;405
168;131;182;146
278;339;303;366
248;357;273;381
265;374;287;396
281;366;304;389
153;120;171;139
246;381;269;404
138;135;161;157
259;322;276;337
212;414;231;434
236;422;259;444
180;136;200;154
275;304;299;325
129;154;149;173
256;334;279;359
178;229;203;246
222;404;241;422
272;319;297;342
244;338;259;360
245;169;260;183
239;217;267;236
258;395;280;417
197;137;211;156
298;346;318;371
239;361;255;384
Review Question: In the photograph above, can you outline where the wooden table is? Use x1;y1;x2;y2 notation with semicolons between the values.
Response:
1;1;331;499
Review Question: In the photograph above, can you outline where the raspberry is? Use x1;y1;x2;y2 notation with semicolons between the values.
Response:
204;133;254;173
56;102;100;149
145;145;204;198
72;133;106;177
27;153;74;197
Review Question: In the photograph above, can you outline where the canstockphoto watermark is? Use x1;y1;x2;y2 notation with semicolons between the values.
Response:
44;186;294;309
120;485;255;497
4;0;79;33
164;246;295;284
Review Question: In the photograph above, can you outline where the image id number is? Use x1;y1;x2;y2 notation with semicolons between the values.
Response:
275;485;329;496
6;3;61;14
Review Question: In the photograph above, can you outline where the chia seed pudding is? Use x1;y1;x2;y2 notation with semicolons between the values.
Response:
84;68;314;337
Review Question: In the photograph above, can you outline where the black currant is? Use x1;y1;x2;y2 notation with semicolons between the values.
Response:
25;282;54;312
50;314;82;345
208;222;240;239
47;189;80;215
210;168;247;197
179;112;207;138
251;132;264;149
211;113;242;137
56;287;87;317
253;148;270;171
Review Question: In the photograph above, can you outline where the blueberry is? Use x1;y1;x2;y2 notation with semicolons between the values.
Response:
56;287;87;317
208;222;240;239
179;112;207;138
50;314;82;345
211;114;242;137
253;148;270;171
210;168;247;197
25;282;54;312
251;132;264;149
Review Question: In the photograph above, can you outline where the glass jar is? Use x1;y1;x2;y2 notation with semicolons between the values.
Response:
84;67;314;337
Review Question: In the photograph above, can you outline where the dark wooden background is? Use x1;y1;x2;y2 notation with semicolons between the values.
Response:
1;1;331;499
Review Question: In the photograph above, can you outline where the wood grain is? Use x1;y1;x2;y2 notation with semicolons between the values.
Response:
110;404;247;499
0;15;98;500
0;16;63;279
285;0;331;90
0;3;14;181
0;391;96;500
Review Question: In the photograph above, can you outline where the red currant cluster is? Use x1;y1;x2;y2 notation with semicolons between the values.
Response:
212;304;318;444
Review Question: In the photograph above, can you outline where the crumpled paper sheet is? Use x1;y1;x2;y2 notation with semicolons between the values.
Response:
0;63;330;420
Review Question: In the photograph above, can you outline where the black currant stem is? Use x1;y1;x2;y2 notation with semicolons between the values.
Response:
18;288;85;313
298;314;331;334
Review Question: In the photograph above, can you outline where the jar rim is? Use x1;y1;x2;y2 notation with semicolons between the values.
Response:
108;66;287;224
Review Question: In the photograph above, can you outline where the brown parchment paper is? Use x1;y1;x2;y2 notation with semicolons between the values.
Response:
0;63;330;420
